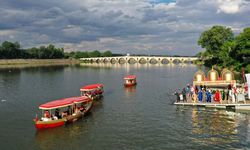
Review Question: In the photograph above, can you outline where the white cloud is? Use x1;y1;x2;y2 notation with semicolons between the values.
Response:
215;0;245;14
0;0;250;55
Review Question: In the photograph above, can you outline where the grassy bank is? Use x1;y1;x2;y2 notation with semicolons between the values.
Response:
0;59;80;68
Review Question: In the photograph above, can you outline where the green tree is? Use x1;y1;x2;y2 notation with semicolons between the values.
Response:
88;50;101;57
0;41;22;58
198;25;234;66
233;27;250;72
198;25;234;56
101;50;112;57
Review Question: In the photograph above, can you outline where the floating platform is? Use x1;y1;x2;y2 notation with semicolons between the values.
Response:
174;101;250;110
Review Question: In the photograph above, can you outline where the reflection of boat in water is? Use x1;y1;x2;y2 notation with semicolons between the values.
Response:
124;86;136;93
34;96;93;129
80;84;104;100
124;75;137;87
191;107;239;145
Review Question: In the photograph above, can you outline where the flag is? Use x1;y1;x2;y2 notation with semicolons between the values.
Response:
245;74;250;99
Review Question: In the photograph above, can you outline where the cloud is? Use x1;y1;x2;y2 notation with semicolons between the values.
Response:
215;0;246;14
0;0;250;55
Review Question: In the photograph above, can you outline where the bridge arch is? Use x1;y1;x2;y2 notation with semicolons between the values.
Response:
110;58;116;64
128;58;137;64
172;59;181;64
118;58;126;64
183;58;193;64
103;58;109;64
96;59;101;63
149;58;158;64
139;58;147;64
161;58;170;64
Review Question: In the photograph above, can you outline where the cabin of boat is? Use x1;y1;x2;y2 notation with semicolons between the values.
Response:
193;68;236;88
80;84;104;99
124;75;137;87
34;96;93;129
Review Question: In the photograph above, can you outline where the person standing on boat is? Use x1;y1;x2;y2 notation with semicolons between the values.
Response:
214;90;221;103
224;88;228;101
174;91;180;102
206;89;211;102
202;88;206;102
198;89;203;102
182;88;186;102
192;91;198;103
186;84;191;102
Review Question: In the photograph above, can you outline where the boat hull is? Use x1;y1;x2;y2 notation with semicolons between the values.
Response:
66;113;84;123
124;83;137;87
35;119;66;129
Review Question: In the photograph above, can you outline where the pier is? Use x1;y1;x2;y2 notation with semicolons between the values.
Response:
174;101;250;110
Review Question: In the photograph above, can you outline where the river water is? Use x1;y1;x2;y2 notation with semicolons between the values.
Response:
0;64;250;150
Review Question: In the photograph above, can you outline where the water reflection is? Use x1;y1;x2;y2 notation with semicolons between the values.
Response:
80;63;195;69
191;107;239;145
124;86;137;98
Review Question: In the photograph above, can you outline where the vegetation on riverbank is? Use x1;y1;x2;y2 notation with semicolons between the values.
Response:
0;41;113;59
197;25;250;73
0;59;79;68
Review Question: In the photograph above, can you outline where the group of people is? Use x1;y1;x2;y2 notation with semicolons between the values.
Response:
42;103;86;121
175;84;246;103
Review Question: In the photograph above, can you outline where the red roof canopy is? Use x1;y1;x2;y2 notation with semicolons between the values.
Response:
39;96;91;110
80;84;104;91
124;75;136;80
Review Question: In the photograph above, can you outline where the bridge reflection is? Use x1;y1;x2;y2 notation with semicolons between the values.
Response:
79;62;196;69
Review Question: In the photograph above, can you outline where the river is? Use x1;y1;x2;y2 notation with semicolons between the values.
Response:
0;64;249;150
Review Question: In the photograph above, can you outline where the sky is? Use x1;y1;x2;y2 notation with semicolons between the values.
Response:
0;0;250;56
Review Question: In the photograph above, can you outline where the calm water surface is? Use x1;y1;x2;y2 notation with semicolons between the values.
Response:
0;64;250;150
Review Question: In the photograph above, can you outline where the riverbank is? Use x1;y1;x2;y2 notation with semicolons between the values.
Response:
0;59;80;69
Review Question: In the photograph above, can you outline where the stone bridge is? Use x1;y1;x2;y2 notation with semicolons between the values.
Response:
80;56;198;64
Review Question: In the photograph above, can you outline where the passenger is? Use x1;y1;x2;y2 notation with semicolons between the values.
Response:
62;111;68;117
198;89;203;102
44;110;50;118
206;90;211;102
179;93;184;102
182;88;186;102
80;105;85;112
185;84;191;102
67;106;72;115
192;91;198;103
214;90;221;103
221;90;225;101
174;91;180;102
55;108;61;119
74;107;79;114
202;88;206;102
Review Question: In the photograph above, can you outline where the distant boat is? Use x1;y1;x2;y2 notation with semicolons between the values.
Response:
124;75;137;87
34;96;93;129
80;84;104;100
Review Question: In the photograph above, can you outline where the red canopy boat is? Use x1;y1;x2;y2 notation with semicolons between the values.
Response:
34;96;93;129
124;75;137;87
80;84;104;99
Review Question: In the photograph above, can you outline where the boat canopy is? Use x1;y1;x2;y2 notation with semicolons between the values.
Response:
124;75;136;80
80;84;103;92
39;96;91;110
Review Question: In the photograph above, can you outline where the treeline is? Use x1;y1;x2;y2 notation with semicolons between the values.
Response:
197;25;250;73
64;50;112;59
0;41;113;59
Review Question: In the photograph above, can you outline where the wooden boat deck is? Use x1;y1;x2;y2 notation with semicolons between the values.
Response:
174;100;250;110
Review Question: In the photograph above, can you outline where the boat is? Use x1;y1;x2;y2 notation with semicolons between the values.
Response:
124;75;137;87
34;96;93;129
80;84;104;99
